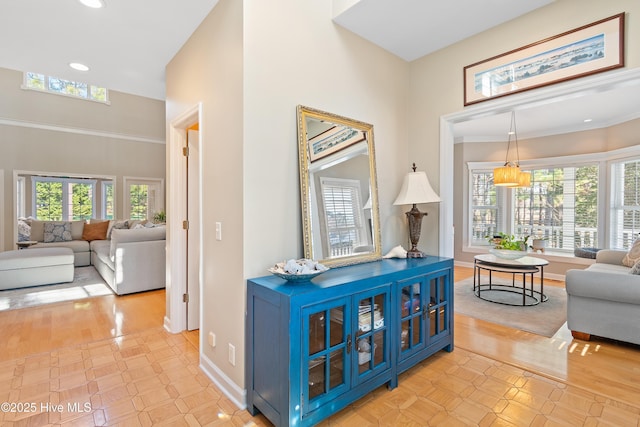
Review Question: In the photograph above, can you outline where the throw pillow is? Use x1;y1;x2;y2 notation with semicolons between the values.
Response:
631;260;640;275
107;220;129;239
82;220;109;241
622;238;640;267
43;222;72;243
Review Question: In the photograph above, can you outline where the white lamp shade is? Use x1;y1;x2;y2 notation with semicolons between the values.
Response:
393;171;441;205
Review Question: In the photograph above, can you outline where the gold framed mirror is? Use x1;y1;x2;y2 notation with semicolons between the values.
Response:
297;105;381;267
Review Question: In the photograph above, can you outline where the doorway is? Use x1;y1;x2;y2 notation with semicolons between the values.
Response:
186;126;200;331
166;103;202;336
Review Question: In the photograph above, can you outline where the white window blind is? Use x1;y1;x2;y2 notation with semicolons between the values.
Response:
470;171;500;245
320;177;365;257
611;159;640;249
514;165;598;251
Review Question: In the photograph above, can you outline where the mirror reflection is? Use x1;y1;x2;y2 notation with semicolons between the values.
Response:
297;105;381;267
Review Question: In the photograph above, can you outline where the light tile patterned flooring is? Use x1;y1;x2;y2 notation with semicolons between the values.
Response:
1;271;640;426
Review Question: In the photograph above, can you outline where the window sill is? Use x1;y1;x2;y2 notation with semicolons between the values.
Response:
463;246;596;266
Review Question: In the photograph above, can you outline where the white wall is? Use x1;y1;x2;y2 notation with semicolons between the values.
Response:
166;0;410;395
408;0;640;256
166;0;640;402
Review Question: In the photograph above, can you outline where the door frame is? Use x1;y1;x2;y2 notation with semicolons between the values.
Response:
166;103;202;335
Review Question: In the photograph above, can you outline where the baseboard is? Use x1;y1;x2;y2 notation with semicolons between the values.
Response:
163;315;172;333
454;260;566;282
199;352;247;410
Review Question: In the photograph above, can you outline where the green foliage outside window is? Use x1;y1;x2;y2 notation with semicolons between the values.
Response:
36;181;63;221
129;184;149;220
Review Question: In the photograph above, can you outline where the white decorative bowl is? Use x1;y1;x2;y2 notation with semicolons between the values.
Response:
268;268;326;282
489;249;528;260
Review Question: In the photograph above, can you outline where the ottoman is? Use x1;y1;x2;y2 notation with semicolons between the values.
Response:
0;248;74;290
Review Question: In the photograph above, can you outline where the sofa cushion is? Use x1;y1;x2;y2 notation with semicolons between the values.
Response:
0;248;74;269
631;260;640;275
107;220;129;239
110;227;166;260
31;240;90;253
82;221;109;241
30;220;84;241
586;263;631;275
622;238;640;267
91;240;114;270
44;222;72;242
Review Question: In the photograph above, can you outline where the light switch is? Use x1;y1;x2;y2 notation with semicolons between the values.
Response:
215;222;222;240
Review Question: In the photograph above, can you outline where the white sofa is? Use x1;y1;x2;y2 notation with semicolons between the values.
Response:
0;248;74;289
90;226;166;295
565;249;640;345
28;220;91;266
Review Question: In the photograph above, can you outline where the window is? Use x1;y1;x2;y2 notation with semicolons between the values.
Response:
123;178;164;221
320;177;367;257
102;181;114;220
16;177;26;218
468;156;601;254
23;72;109;103
611;158;640;249
513;165;599;252
32;177;97;221
470;171;501;245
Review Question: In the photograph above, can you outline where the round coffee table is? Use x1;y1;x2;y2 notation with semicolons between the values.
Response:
473;254;549;306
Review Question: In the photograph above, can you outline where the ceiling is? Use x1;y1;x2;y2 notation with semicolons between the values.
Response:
0;0;220;101
1;0;637;140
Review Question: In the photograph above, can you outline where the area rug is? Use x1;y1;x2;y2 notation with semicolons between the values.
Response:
454;276;567;337
0;266;113;311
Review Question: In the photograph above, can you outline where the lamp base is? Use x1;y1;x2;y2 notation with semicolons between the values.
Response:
407;249;426;258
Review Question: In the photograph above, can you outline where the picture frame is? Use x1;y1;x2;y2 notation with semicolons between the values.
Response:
307;124;366;162
463;12;625;106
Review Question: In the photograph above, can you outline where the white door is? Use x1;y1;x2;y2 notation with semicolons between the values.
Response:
186;129;200;331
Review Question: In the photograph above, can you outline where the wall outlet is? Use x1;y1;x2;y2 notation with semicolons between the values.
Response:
228;343;236;366
208;332;216;347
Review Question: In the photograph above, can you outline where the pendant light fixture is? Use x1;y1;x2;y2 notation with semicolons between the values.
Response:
494;111;530;187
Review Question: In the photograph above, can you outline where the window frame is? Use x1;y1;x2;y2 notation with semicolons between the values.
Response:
609;156;640;250
123;177;164;221
319;176;368;257
101;180;115;220
31;176;97;221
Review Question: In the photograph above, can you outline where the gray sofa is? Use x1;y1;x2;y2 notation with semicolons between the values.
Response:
565;249;640;345
91;226;166;295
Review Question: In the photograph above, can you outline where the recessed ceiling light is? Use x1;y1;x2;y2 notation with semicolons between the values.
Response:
69;62;90;71
584;118;593;123
78;0;105;8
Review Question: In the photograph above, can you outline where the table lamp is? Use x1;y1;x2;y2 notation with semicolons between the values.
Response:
393;163;441;258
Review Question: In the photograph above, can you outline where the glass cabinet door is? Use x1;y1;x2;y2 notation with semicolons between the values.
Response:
398;276;427;359
428;272;449;340
354;287;390;382
302;298;351;414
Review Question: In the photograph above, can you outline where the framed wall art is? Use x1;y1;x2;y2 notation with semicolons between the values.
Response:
463;12;625;106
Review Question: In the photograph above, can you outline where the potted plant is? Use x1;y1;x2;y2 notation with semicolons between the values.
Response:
487;232;529;252
153;210;166;224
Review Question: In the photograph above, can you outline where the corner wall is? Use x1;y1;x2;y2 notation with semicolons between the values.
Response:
166;0;411;398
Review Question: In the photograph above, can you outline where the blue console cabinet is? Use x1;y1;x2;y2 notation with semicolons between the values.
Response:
246;257;453;426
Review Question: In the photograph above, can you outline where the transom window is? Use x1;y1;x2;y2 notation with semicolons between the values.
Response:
23;72;109;103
